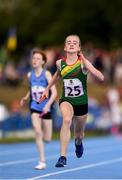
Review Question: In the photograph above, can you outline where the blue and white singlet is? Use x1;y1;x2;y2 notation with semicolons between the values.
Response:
29;70;50;112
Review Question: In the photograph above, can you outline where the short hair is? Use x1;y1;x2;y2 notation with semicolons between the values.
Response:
31;48;47;62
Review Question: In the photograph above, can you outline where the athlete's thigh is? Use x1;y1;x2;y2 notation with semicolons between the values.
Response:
31;113;42;131
42;119;52;140
60;101;74;119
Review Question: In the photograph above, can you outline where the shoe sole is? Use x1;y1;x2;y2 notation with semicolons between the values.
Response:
35;167;46;170
55;164;67;167
35;166;46;170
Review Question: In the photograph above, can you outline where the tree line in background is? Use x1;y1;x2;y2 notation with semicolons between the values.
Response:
0;0;122;51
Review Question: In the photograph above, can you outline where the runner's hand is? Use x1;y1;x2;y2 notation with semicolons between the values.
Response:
38;89;49;103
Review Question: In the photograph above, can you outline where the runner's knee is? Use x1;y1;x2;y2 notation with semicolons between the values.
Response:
63;117;72;128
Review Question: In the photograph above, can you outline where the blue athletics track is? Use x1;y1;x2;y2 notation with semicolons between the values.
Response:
0;135;122;179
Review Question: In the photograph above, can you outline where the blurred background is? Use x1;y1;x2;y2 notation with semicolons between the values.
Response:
0;0;122;142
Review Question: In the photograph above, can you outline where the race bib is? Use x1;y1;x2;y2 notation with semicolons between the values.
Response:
31;85;46;102
64;78;84;97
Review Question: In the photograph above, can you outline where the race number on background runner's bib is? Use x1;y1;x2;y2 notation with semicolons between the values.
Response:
31;86;46;102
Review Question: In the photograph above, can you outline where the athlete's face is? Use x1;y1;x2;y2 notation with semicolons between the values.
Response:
64;36;81;53
31;53;44;68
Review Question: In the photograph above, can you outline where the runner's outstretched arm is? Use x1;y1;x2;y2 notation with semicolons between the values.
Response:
80;52;104;81
39;69;60;102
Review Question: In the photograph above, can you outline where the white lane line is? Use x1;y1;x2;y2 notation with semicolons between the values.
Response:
0;158;37;166
28;157;122;180
0;154;72;167
0;145;122;166
0;149;36;156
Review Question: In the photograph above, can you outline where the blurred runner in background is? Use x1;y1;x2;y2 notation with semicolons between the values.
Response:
107;87;122;136
20;48;57;170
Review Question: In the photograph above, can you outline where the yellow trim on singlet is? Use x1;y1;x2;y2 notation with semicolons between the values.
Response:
61;59;82;77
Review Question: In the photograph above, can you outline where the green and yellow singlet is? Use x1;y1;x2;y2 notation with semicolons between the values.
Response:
60;58;88;105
